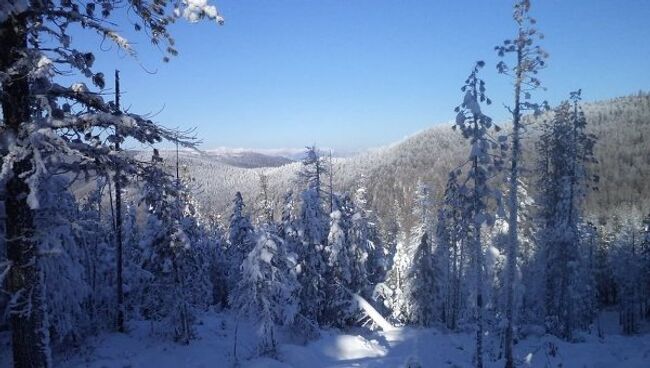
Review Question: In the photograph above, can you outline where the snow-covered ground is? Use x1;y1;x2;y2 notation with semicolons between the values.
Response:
2;310;649;368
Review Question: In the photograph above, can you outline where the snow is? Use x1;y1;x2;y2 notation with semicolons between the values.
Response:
2;310;648;368
463;90;482;115
179;0;224;24
352;293;395;332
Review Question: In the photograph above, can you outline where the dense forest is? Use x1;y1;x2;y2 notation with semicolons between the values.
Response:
1;1;649;368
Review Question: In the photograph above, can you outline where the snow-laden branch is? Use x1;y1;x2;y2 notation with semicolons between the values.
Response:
0;261;12;286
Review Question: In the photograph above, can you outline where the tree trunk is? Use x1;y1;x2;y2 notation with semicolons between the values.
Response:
1;14;52;368
114;71;125;333
472;113;484;368
504;46;524;368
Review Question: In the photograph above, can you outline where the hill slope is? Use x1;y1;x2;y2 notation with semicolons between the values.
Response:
165;93;650;226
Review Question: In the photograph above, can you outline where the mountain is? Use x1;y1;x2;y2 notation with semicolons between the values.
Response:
156;93;650;228
195;149;295;168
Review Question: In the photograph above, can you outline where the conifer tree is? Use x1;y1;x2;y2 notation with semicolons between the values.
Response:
354;176;385;290
452;61;506;368
323;200;353;326
401;181;438;326
296;185;328;324
226;192;255;300
295;147;329;324
77;179;114;332
536;91;598;339
138;152;211;343
256;173;274;225
231;225;299;356
384;217;412;323
278;190;300;254
495;1;548;364
38;175;91;345
405;231;436;326
435;172;465;330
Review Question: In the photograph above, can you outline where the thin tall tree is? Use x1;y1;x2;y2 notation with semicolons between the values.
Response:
453;61;506;368
495;1;548;366
114;70;125;333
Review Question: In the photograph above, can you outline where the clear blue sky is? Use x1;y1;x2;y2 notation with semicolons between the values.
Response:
75;0;650;151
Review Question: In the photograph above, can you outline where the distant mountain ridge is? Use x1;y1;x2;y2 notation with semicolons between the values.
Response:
200;150;294;168
158;93;650;228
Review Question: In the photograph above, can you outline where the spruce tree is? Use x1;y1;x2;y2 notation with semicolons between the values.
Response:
231;225;299;356
406;232;436;326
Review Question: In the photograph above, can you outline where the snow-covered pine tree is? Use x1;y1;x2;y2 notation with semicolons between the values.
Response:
230;224;299;356
122;201;151;320
354;176;386;288
403;180;436;325
295;147;329;324
452;61;506;368
381;198;402;268
175;165;214;316
206;215;229;308
226;191;256;302
535;91;598;339
138;151;211;343
377;198;400;292
322;197;353;327
0;2;222;365
413;180;433;234
494;1;549;364
278;190;300;255
434;173;463;330
500;180;540;330
348;204;372;298
406;231;436;327
37;175;91;346
296;185;328;325
77;178;115;332
256;173;274;226
383;204;411;324
297;145;330;202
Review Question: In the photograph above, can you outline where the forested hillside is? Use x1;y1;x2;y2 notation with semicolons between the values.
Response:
172;93;650;231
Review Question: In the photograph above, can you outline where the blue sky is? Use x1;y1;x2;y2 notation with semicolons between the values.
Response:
76;0;650;151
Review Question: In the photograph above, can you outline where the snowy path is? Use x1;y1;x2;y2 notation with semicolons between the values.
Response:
2;311;650;367
278;327;473;368
277;326;650;368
